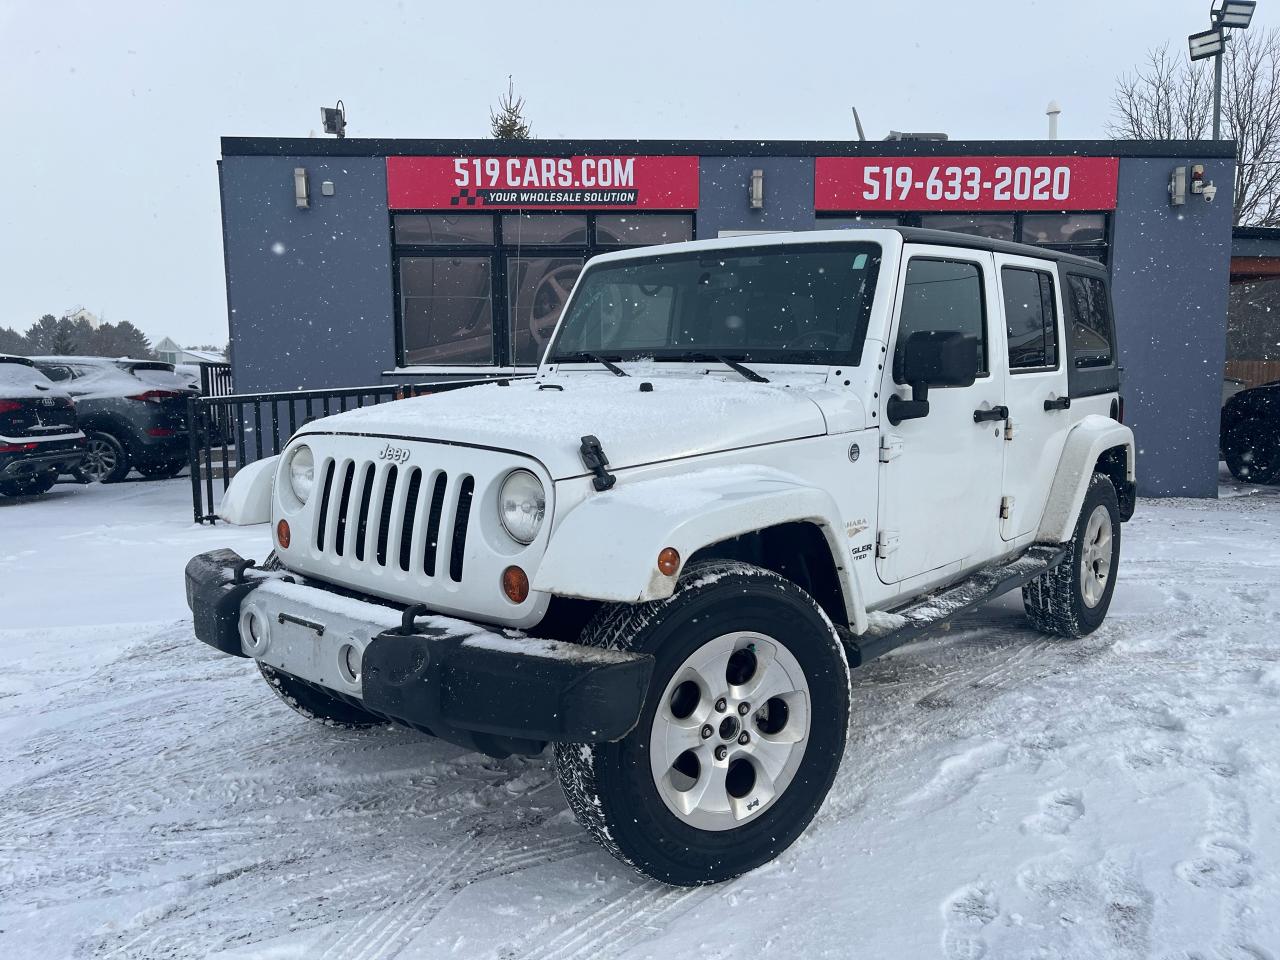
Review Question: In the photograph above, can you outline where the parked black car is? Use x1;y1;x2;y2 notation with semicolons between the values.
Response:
31;356;196;483
0;355;85;497
1221;379;1280;484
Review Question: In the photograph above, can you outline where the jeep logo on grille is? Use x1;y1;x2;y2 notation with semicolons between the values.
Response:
377;443;411;464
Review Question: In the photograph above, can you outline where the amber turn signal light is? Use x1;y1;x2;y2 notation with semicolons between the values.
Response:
502;565;530;603
657;547;680;576
276;519;291;549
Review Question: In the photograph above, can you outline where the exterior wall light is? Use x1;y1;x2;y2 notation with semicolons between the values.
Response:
749;169;764;210
294;167;310;209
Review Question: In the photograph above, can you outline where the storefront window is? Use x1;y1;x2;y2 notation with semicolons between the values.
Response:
595;215;693;246
507;257;584;366
393;213;696;366
819;216;901;229
399;257;494;365
502;214;588;246
918;214;1016;241
1020;213;1106;246
393;214;494;245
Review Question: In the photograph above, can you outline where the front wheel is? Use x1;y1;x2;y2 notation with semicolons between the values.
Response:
556;561;850;886
1023;472;1121;638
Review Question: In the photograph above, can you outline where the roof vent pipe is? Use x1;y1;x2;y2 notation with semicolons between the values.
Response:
1046;100;1062;139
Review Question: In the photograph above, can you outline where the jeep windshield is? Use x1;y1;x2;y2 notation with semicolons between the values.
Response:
546;242;881;367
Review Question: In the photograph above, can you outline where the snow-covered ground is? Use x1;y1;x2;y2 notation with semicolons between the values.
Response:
3;475;1279;959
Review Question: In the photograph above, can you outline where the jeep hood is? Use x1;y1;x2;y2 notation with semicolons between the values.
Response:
298;376;831;479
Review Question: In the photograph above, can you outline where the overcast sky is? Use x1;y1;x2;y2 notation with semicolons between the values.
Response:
2;0;1275;347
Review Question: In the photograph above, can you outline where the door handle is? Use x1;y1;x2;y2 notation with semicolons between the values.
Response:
1044;396;1072;411
973;405;1009;423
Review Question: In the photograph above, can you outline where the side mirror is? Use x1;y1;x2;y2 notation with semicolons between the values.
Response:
887;331;978;425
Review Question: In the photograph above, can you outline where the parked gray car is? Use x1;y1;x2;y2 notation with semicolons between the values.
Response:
31;357;196;483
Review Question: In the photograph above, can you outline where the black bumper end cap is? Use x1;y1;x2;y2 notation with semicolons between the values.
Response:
185;548;258;658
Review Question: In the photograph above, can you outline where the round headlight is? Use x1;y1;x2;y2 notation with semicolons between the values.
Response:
286;444;315;504
499;469;546;544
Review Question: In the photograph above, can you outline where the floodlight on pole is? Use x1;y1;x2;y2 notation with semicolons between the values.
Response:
1212;0;1256;28
1188;27;1226;60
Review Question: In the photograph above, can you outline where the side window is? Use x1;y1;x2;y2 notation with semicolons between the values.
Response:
1065;275;1114;368
38;364;71;382
1001;267;1059;371
894;257;987;384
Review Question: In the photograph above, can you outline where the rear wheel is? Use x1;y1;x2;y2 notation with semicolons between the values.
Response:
1023;473;1121;638
0;471;57;498
137;458;186;479
555;561;850;886
79;431;131;483
1223;417;1280;484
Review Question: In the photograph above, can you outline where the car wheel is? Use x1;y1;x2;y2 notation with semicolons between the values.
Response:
1023;473;1121;638
555;560;850;886
137;458;186;480
80;431;131;483
1223;417;1280;484
0;471;57;498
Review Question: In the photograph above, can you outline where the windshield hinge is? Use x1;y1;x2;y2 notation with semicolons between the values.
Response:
879;435;904;463
579;435;616;492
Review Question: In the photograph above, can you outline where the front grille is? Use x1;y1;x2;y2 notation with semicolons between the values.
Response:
311;456;475;582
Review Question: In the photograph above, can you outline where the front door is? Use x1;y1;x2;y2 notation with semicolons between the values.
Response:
877;247;1006;584
993;254;1072;539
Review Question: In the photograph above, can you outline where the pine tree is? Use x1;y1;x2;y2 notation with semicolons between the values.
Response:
0;325;28;354
490;77;532;139
49;317;78;355
24;314;61;354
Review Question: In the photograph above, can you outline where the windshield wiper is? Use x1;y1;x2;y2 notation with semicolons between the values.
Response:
703;354;769;383
559;351;629;377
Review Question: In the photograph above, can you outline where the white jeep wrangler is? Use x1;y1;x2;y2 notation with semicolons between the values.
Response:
187;228;1134;886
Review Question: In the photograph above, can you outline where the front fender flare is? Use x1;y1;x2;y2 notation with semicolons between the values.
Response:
533;465;867;633
1037;416;1135;544
217;455;278;525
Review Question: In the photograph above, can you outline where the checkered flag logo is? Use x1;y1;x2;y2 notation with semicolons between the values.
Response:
450;188;481;207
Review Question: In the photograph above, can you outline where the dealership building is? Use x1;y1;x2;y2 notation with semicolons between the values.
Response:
218;136;1235;497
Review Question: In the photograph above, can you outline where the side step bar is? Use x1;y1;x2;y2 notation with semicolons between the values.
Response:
844;544;1068;667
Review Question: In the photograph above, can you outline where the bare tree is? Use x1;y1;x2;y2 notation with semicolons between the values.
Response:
490;76;532;140
1109;30;1280;225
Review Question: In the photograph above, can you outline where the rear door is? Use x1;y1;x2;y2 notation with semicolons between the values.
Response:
994;255;1071;539
876;246;1006;584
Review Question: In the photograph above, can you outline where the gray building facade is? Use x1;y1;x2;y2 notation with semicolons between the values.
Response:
219;137;1235;497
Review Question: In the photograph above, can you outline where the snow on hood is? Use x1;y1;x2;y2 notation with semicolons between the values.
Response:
296;375;831;479
0;360;70;401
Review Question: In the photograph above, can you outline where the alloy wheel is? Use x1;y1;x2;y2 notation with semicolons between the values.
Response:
1080;504;1113;608
649;631;811;831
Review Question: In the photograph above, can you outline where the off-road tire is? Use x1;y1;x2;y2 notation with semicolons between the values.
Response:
137;458;186;480
1223;417;1280;485
555;560;850;886
1023;473;1121;638
0;471;58;497
257;662;383;729
80;430;131;483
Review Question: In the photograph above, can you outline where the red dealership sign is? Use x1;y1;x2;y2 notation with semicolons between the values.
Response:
387;155;699;210
815;156;1118;212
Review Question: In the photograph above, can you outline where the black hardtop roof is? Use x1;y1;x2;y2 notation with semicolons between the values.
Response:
890;227;1108;271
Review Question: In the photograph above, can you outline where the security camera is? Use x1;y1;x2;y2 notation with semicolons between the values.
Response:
1202;182;1218;203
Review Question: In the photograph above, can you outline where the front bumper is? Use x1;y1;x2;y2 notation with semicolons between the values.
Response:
185;549;654;757
0;436;86;479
